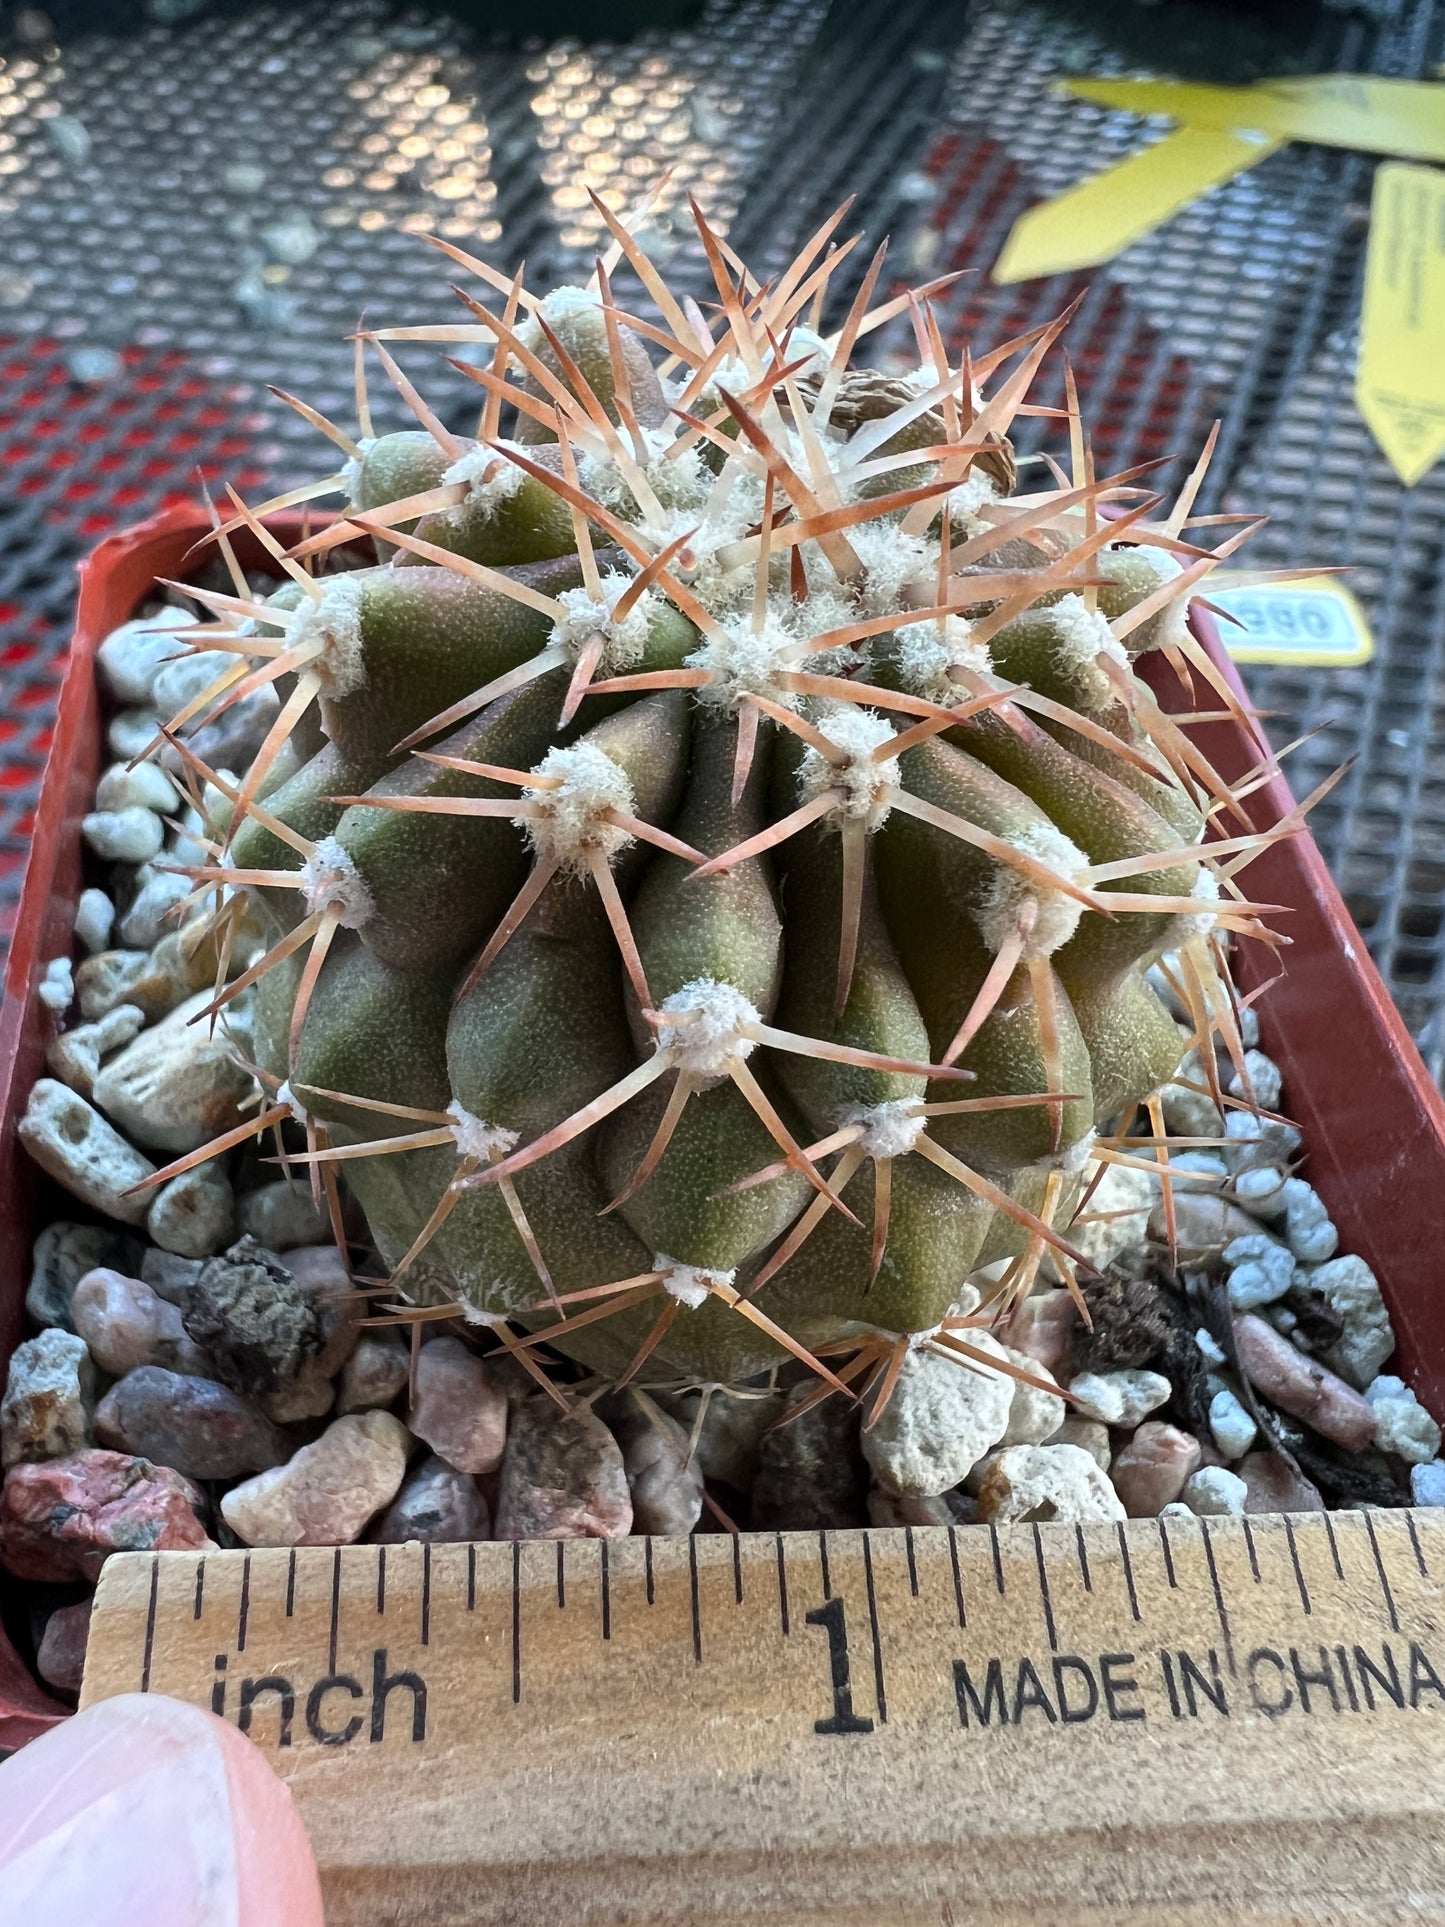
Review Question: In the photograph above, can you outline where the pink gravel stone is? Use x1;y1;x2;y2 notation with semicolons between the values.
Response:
0;1449;212;1583
1109;1422;1203;1517
408;1336;508;1476
220;1412;410;1547
0;1693;323;1925
1006;1289;1079;1374
71;1268;209;1378
1238;1451;1326;1514
371;1454;490;1544
36;1597;92;1697
494;1395;632;1540
1232;1314;1376;1451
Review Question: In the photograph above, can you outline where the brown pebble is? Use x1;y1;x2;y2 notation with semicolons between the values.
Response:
1005;1290;1078;1374
493;1396;631;1541
37;1597;92;1697
94;1367;287;1482
1109;1422;1203;1518
1160;1191;1262;1262
1238;1450;1325;1514
1232;1314;1376;1451
70;1268;210;1379
408;1337;508;1476
0;1449;212;1583
371;1455;489;1545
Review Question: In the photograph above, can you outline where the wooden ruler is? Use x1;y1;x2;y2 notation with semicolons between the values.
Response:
82;1511;1445;1925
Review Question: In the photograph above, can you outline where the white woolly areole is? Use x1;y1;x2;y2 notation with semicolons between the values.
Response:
905;1322;945;1350
301;837;374;928
654;1254;735;1310
848;1099;926;1161
894;614;992;705
655;978;760;1080
1170;864;1221;942
521;742;635;874
686;608;800;712
947;469;1000;531
441;439;528;513
288;575;367;700
1057;1127;1096;1177
459;1302;509;1329
973;819;1089;958
274;1081;311;1127
549;573;657;670
340;434;377;503
538;284;602;323
848;520;937;617
580;428;707;524
797;704;900;831
446;1100;519;1165
1042;593;1130;709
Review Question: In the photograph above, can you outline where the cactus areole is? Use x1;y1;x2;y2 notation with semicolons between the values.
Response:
146;202;1289;1415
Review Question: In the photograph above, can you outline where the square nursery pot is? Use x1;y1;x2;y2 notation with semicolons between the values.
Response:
2;502;1444;1749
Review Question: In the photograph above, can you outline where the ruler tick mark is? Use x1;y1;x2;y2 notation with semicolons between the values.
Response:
989;1525;1005;1595
862;1532;888;1723
1158;1520;1178;1590
238;1553;252;1654
776;1535;790;1635
601;1540;611;1641
1323;1511;1346;1581
732;1533;743;1605
819;1530;832;1600
193;1558;205;1621
1242;1518;1261;1583
689;1534;702;1665
377;1546;386;1616
948;1526;966;1628
1033;1526;1057;1650
286;1549;296;1619
1364;1511;1400;1631
1199;1520;1236;1676
1406;1512;1429;1578
328;1547;341;1675
1284;1517;1310;1614
467;1543;476;1613
904;1525;918;1597
556;1541;566;1610
1075;1525;1092;1593
511;1542;522;1703
141;1555;159;1692
1116;1524;1140;1622
645;1535;655;1606
422;1543;432;1647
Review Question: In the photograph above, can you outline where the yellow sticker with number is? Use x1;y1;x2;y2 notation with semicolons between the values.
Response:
1206;576;1374;668
1357;162;1445;486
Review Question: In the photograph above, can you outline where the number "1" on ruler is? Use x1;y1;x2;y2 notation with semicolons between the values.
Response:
807;1597;874;1736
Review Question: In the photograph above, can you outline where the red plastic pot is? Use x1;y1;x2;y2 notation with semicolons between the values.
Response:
2;504;1443;1749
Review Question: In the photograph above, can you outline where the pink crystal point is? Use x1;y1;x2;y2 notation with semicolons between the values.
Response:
0;1692;324;1926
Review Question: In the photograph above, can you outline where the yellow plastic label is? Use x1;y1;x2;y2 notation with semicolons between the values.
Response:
995;75;1445;282
993;126;1282;284
1206;575;1374;668
1356;161;1445;487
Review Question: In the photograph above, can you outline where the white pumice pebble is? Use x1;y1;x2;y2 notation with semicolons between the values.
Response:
1227;1049;1283;1113
1158;1501;1193;1519
151;649;233;717
1365;1375;1442;1464
118;866;192;950
1281;1176;1338;1263
1067;1369;1171;1429
82;805;165;864
1222;1233;1294;1310
1166;1152;1229;1181
1208;1387;1258;1460
1160;1080;1223;1140
45;1003;146;1097
1411;1462;1445;1507
1223;1109;1301;1174
97;609;196;705
94;759;178;814
1195;1328;1227;1369
108;708;161;761
37;956;74;1015
1233;1164;1289;1220
1237;1006;1261;1048
1182;1465;1248;1516
74;887;115;956
1308;1255;1396;1389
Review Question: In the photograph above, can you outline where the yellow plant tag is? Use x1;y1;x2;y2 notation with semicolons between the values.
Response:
1356;161;1445;486
1060;75;1445;163
1205;576;1374;668
993;126;1282;283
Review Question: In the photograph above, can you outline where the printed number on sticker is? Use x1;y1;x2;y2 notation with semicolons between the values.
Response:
1207;576;1373;668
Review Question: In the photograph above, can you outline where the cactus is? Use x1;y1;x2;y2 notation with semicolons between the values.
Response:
144;201;1288;1416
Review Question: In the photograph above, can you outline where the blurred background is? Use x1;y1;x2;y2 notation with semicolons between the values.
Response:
0;0;1442;1070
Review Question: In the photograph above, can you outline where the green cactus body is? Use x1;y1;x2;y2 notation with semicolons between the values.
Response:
154;217;1269;1403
